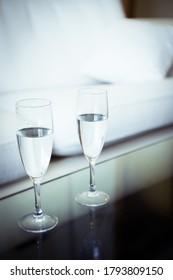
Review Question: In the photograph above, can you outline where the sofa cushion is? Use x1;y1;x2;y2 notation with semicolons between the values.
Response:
0;110;26;184
1;79;173;184
0;0;125;92
83;19;173;83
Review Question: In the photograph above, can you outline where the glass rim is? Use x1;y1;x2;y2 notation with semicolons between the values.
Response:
78;87;107;95
16;98;52;108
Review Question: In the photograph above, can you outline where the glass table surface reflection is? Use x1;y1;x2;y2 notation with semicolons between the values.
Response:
0;137;173;260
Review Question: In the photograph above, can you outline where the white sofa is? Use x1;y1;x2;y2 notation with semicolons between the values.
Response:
1;0;173;186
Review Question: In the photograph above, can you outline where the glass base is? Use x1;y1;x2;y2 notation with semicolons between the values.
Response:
18;212;58;233
76;191;109;207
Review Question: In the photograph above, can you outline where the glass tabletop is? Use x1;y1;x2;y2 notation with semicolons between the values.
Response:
0;137;173;260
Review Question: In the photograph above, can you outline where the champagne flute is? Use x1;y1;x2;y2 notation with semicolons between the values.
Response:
76;87;110;206
16;98;58;233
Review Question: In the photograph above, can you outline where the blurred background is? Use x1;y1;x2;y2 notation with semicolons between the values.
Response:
122;0;173;18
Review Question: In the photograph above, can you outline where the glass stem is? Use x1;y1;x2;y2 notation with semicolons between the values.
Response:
89;162;96;192
33;179;43;217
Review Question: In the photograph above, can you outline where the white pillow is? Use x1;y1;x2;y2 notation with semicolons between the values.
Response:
83;20;173;83
0;0;125;92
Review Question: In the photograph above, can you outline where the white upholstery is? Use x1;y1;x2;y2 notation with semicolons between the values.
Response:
0;0;173;185
0;0;125;92
83;19;173;82
0;0;125;184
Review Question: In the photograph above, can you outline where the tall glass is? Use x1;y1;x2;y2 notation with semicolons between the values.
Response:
16;98;58;233
76;87;110;206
